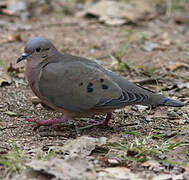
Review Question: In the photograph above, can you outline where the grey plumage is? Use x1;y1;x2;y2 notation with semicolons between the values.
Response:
16;37;184;126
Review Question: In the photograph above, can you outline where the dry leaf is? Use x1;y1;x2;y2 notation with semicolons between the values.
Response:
1;0;27;16
167;62;189;71
170;133;189;144
142;160;161;170
60;136;107;159
98;167;139;180
153;110;168;119
174;13;189;24
80;0;154;25
0;69;12;86
0;20;31;31
7;34;22;42
27;158;95;180
98;166;189;180
163;146;189;165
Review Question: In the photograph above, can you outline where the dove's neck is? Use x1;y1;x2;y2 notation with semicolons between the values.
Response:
25;59;41;89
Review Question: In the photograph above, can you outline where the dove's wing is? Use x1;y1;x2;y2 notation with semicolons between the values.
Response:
39;61;147;112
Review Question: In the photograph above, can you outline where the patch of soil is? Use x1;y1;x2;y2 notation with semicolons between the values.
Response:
0;7;188;179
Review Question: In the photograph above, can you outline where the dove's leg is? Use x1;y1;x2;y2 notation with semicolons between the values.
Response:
103;112;112;126
27;113;112;129
76;113;112;131
27;118;67;126
91;112;112;126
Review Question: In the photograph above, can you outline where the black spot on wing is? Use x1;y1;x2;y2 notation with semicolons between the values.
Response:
86;82;94;93
100;78;104;83
102;84;108;89
87;87;93;93
79;82;83;86
87;82;93;87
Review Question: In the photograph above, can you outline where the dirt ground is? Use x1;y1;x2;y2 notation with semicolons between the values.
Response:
0;1;189;179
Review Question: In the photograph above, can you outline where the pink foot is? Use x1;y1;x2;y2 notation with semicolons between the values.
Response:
76;113;112;131
26;118;67;126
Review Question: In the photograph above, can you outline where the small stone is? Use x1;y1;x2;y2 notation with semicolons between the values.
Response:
142;160;161;170
146;115;153;121
183;114;189;120
36;103;43;109
108;159;119;165
30;96;41;105
136;105;148;112
176;110;183;115
142;41;159;52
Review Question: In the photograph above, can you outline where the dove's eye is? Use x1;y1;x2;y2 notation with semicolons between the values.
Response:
36;47;41;52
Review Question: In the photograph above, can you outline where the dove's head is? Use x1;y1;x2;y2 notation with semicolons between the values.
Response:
17;37;57;63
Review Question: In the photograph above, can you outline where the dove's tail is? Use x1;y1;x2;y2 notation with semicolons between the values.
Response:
157;98;185;107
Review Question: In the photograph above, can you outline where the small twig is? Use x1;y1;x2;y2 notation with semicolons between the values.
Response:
124;123;138;127
132;77;162;85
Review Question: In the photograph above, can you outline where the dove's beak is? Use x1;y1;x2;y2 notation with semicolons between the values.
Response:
16;53;29;63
